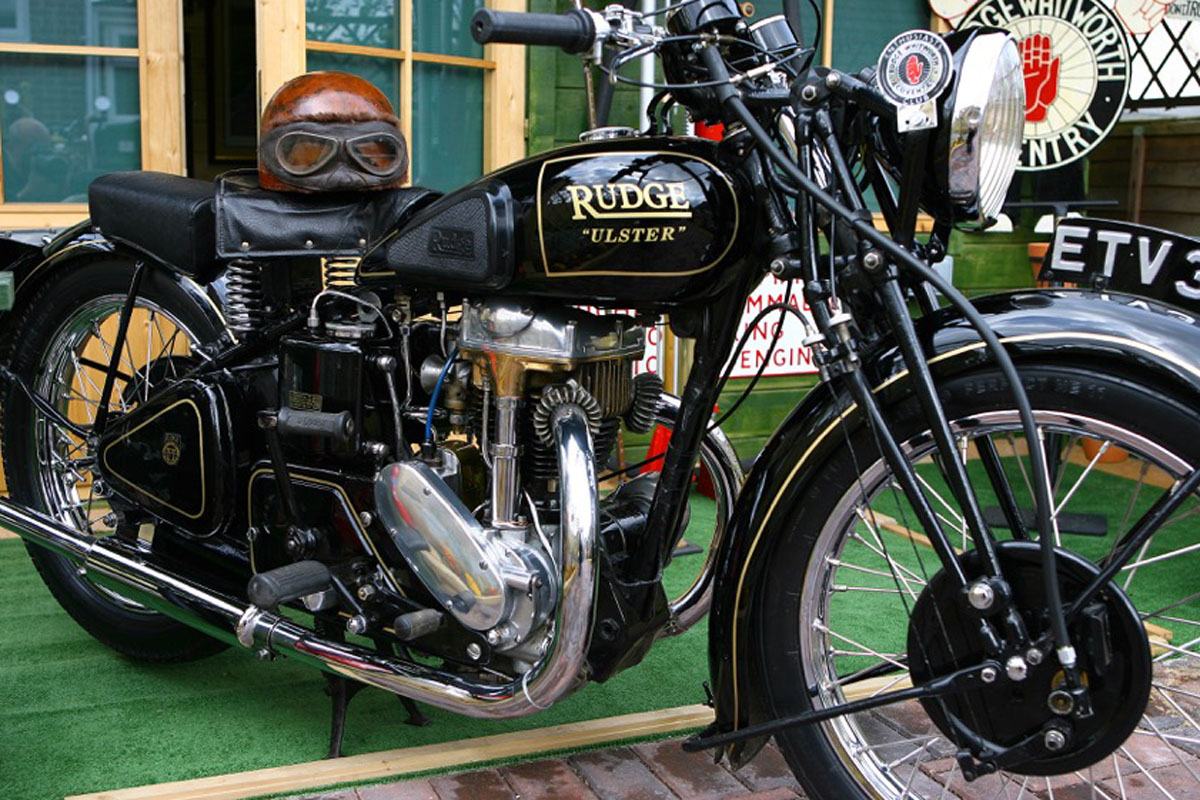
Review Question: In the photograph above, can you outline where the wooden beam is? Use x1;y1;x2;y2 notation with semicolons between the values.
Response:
0;42;139;58
138;0;186;174
399;0;414;183
256;0;307;120
1128;126;1147;224
822;0;835;68
66;704;714;800
483;0;528;173
0;206;89;229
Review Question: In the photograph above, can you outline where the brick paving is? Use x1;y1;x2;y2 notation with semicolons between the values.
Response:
293;739;804;800
292;663;1200;800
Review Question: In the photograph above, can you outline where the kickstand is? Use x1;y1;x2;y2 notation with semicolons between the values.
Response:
324;672;367;759
399;694;431;727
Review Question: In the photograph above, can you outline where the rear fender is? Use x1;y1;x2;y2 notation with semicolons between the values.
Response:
0;229;229;350
708;289;1200;766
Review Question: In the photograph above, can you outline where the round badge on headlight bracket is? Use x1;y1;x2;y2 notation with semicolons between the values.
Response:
877;30;954;133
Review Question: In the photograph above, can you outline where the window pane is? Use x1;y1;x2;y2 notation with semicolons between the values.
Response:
306;0;399;48
0;0;137;47
412;63;482;192
305;50;402;109
413;1;481;59
2;53;141;203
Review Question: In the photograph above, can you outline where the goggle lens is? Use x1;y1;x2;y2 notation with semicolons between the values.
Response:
348;134;405;176
276;132;338;176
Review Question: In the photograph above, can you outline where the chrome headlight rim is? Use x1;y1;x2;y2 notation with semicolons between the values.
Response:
943;29;1025;229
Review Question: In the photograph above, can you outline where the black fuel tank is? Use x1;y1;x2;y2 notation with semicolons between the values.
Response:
364;138;752;308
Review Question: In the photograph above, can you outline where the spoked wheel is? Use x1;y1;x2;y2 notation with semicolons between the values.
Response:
758;364;1200;800
2;259;226;661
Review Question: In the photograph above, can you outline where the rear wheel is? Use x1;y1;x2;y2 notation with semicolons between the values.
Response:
2;259;227;662
757;363;1200;799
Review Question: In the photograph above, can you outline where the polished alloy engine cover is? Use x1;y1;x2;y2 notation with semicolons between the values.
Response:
375;460;556;650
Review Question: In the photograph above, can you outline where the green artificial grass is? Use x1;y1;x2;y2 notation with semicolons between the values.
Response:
0;495;718;800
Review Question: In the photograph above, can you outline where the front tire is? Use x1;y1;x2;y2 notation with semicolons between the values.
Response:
756;363;1200;800
2;257;228;662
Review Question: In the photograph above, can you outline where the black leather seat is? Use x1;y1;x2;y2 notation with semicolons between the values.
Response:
89;171;439;285
214;170;438;262
90;172;221;283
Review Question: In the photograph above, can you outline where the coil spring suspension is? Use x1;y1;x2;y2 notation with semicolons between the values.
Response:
322;256;359;289
226;259;264;335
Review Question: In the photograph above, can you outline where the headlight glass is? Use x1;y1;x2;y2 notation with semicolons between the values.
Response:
947;32;1024;227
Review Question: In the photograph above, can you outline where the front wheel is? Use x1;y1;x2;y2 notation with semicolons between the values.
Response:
757;363;1200;800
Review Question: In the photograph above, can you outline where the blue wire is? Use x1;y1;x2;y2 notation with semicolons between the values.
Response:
425;347;458;444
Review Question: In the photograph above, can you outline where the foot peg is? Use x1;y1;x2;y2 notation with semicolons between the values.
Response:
247;560;332;609
393;608;443;641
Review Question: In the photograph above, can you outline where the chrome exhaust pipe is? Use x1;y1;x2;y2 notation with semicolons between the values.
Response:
0;404;599;719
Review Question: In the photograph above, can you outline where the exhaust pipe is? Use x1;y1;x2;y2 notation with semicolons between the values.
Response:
0;405;599;719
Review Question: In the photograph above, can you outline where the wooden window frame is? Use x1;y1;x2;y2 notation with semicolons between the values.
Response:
287;0;527;179
0;0;184;229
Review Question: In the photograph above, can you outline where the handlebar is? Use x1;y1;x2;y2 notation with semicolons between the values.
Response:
471;8;598;54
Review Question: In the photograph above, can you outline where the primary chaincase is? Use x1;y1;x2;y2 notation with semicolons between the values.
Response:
96;377;238;537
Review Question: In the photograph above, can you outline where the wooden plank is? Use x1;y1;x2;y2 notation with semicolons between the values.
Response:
256;0;307;118
412;51;496;71
484;0;528;173
822;0;835;68
67;704;714;800
0;42;139;58
1144;161;1200;188
1139;186;1200;215
304;40;407;61
399;0;413;183
1120;129;1142;223
138;0;186;175
0;207;89;229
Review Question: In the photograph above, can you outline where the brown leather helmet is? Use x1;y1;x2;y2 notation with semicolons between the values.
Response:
258;71;409;193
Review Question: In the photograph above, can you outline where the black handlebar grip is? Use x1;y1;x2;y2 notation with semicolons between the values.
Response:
277;407;354;444
248;560;332;609
471;8;596;54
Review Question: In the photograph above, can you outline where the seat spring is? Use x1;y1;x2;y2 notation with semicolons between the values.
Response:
322;257;360;289
226;259;265;335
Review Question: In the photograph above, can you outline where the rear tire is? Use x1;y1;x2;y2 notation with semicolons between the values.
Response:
2;258;228;662
755;363;1200;800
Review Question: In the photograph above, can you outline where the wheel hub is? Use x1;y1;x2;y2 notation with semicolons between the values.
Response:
907;540;1151;775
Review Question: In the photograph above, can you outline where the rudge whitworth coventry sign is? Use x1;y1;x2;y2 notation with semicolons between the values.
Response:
957;0;1132;171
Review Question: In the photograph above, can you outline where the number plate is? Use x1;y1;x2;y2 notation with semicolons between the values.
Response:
1042;219;1200;314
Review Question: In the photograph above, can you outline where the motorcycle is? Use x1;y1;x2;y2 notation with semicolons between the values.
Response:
3;3;1200;797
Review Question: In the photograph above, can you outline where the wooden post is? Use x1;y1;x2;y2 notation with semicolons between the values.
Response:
399;0;413;181
137;0;186;174
822;0;835;68
484;0;528;173
1128;126;1147;223
256;0;307;122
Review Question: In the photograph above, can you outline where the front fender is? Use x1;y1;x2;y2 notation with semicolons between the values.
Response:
708;289;1200;766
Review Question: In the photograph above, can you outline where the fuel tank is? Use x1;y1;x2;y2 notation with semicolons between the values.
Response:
367;137;754;308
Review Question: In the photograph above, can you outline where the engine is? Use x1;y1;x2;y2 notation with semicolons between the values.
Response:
373;299;662;663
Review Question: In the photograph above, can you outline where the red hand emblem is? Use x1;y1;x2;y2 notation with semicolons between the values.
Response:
1021;33;1060;124
905;55;924;85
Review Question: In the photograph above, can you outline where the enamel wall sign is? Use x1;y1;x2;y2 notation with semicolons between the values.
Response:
959;0;1131;171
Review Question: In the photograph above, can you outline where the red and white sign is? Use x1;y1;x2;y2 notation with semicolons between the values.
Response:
724;276;822;379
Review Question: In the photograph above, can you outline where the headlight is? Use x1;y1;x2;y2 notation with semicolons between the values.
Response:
942;30;1025;228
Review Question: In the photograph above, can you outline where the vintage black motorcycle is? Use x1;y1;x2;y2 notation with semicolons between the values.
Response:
4;2;1200;798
